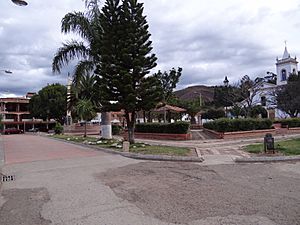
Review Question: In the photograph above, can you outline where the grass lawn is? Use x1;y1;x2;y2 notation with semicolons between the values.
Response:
53;135;191;156
245;138;300;155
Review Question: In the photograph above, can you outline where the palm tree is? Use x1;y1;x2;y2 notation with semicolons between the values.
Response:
52;0;112;139
52;0;100;83
75;99;97;137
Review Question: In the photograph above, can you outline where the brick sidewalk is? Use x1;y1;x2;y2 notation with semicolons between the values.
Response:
2;134;102;165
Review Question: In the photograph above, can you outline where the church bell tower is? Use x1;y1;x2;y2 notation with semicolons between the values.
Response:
276;45;298;85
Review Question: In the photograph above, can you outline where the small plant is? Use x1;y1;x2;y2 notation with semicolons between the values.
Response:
112;124;122;135
54;122;63;134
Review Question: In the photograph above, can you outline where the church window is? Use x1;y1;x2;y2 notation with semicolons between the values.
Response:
281;69;287;81
293;68;296;74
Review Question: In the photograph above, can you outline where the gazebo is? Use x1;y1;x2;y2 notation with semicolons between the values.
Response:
154;104;186;123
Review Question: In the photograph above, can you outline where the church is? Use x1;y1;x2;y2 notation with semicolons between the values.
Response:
251;46;298;119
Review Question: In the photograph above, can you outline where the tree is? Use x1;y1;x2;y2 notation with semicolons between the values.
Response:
154;67;182;122
250;105;268;118
213;85;242;108
96;0;159;143
52;0;101;82
276;73;300;117
182;100;201;124
75;99;97;137
202;108;225;120
52;0;112;139
28;84;67;124
238;75;264;117
69;74;100;110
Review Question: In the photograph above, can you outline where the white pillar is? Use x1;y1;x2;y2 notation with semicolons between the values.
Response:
101;112;112;139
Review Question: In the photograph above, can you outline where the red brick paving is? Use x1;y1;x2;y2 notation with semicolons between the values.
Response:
3;134;101;165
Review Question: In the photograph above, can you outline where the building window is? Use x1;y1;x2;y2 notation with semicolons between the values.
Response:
261;96;267;106
281;69;287;81
293;68;296;74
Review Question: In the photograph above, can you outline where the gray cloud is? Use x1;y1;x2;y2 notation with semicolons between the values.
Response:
1;0;300;97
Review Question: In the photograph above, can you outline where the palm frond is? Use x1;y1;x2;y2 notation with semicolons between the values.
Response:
85;0;101;17
52;40;90;73
73;60;95;85
61;12;92;41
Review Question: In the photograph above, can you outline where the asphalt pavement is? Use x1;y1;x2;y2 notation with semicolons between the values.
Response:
0;134;299;225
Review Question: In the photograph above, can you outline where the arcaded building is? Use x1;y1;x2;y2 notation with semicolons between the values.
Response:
0;92;54;131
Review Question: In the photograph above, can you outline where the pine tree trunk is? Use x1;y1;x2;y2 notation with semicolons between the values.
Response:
148;111;152;123
125;112;136;144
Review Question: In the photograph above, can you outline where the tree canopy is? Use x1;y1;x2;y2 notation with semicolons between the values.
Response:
276;73;300;118
28;84;67;124
96;0;160;143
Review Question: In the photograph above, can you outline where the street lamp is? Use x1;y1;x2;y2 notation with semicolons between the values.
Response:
11;0;28;6
223;76;230;117
193;91;203;126
193;91;202;107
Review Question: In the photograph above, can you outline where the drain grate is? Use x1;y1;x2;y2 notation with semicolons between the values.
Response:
1;175;15;182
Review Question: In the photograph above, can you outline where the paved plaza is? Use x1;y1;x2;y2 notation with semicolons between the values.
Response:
0;134;299;225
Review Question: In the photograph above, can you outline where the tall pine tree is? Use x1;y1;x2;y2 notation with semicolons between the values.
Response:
96;0;159;143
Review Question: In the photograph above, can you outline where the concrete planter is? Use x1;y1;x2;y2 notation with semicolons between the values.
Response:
203;128;276;139
204;126;300;139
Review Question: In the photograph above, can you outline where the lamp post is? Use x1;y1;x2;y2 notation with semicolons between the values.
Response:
223;76;229;117
11;0;28;6
194;91;203;125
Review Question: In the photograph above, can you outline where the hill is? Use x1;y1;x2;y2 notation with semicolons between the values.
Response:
174;85;215;103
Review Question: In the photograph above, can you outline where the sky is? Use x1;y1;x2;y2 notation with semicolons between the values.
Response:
1;0;300;97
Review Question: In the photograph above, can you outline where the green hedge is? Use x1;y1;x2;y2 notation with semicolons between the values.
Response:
135;122;190;134
280;118;300;128
112;124;122;135
203;118;273;132
54;122;63;134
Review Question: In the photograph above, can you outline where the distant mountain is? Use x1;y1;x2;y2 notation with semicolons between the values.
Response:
174;85;215;103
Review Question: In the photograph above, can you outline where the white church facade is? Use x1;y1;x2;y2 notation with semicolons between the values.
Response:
251;46;298;119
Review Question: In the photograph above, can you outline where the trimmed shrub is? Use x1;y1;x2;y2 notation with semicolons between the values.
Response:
54;122;63;134
280;118;300;128
202;108;225;120
203;118;272;132
135;122;190;134
112;124;122;135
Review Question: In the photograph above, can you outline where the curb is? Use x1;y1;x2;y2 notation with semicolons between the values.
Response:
46;136;204;163
235;156;300;163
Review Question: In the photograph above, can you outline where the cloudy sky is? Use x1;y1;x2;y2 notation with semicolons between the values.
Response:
1;0;300;97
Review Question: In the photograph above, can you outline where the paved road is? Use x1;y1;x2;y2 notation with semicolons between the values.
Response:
0;135;300;225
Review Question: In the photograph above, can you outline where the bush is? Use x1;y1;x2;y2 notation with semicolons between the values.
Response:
112;124;122;135
135;122;190;134
54;122;63;134
202;108;225;120
203;118;272;132
280;118;300;128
